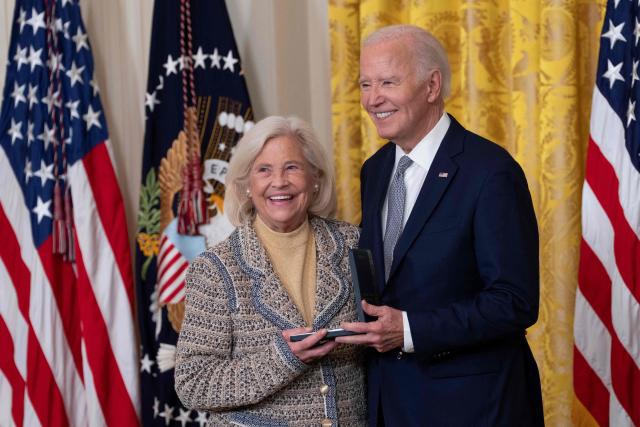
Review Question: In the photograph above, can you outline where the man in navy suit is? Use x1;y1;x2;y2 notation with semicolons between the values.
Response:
337;25;544;426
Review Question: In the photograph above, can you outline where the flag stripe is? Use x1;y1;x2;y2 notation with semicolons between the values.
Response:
73;240;138;426
159;263;188;300
79;339;108;427
574;287;612;389
573;346;609;427
0;199;71;427
0;150;86;426
158;246;182;282
37;239;84;381
81;142;136;311
0;316;24;427
586;137;640;299
589;88;640;236
69;147;140;420
581;183;640;369
577;240;612;331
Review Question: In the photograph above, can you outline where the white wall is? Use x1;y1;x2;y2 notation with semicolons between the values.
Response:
0;0;332;252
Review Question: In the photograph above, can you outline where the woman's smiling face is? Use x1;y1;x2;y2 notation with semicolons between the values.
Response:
248;135;316;232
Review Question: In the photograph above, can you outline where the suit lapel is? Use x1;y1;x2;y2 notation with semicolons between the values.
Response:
388;117;465;280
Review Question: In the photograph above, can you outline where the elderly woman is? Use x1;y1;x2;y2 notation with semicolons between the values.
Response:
174;116;366;426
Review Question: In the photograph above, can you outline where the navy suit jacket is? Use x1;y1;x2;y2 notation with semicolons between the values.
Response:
359;116;544;426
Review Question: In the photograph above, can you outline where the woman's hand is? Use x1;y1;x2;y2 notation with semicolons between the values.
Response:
282;327;338;364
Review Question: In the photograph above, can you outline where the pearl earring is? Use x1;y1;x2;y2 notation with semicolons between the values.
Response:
314;183;319;192
246;188;251;198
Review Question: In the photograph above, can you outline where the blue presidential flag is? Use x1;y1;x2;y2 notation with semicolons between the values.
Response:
135;1;253;425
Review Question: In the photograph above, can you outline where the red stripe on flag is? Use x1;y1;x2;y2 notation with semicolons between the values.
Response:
161;263;188;302
0;317;24;427
26;326;70;427
586;138;640;299
158;248;181;282
573;346;610;427
611;337;640;425
37;238;84;383
578;240;612;331
0;205;30;317
0;205;69;427
81;143;135;311
73;235;139;427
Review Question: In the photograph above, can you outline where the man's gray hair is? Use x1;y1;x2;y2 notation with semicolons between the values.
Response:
224;115;337;226
364;24;451;99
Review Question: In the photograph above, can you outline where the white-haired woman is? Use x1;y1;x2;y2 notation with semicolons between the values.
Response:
175;116;366;426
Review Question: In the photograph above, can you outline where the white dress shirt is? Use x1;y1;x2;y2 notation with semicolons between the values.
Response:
381;112;451;353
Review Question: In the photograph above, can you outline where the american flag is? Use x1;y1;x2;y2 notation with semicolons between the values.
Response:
574;0;640;425
0;0;140;426
136;1;252;425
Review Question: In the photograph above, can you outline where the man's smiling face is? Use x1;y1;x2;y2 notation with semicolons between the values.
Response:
359;36;433;152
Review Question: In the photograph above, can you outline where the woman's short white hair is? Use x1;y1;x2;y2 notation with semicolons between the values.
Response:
364;24;452;99
224;115;337;226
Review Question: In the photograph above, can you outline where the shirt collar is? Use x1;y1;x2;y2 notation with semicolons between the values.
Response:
394;112;451;170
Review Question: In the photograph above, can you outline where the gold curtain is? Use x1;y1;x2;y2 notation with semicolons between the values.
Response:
329;0;605;425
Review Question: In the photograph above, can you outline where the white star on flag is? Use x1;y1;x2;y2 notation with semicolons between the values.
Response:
17;8;27;33
140;353;154;373
55;18;71;39
32;196;52;223
222;49;238;72
175;409;192;427
43;91;61;113
83;105;102;130
90;78;100;96
27;84;39;109
163;54;179;76
13;44;28;70
193;46;207;69
10;82;27;107
145;91;160;112
159;404;174;425
27;46;43;72
72;27;89;51
153;397;160;418
8;119;23;144
602;59;625;88
602;19;627;49
26;8;46;34
34;160;54;187
27;122;35;145
66;99;80;119
66;61;85;87
24;160;33;183
195;411;209;427
47;52;64;72
627;100;636;126
64;128;73;145
38;123;56;151
210;48;221;69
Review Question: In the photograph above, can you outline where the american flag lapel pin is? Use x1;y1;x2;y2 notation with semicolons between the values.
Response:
438;172;448;178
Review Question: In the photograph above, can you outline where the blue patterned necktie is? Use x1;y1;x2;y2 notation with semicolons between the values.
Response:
383;155;413;281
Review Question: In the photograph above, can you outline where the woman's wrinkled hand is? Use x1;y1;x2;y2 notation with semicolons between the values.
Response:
282;327;338;364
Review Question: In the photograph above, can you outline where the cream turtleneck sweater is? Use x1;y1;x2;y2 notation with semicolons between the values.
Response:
254;215;317;326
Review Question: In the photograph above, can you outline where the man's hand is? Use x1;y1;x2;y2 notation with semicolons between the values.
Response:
335;301;404;352
282;327;338;364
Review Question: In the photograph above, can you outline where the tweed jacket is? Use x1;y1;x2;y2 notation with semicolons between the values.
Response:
175;216;366;426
